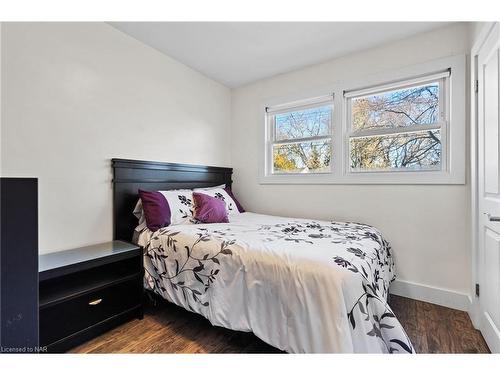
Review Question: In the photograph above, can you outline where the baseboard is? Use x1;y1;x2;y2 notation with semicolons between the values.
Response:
390;279;471;312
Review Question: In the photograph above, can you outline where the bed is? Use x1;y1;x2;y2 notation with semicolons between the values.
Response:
112;158;414;354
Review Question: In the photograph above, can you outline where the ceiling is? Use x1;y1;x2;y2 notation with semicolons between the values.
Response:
109;22;451;88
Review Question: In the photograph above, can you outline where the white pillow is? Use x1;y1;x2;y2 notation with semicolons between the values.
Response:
133;189;196;230
159;189;195;226
132;199;147;231
194;184;226;190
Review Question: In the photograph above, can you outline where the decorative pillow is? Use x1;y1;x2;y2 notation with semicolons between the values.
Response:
138;189;171;232
136;189;196;231
193;187;244;216
159;189;195;225
193;192;229;224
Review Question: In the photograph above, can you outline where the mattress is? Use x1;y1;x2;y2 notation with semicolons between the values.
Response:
137;212;414;353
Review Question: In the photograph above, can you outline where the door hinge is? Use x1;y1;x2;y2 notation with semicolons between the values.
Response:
475;283;480;297
475;79;479;93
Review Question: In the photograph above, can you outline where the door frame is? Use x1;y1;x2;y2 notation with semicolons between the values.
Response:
470;22;499;329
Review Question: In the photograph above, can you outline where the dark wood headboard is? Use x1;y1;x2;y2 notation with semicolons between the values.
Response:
112;158;233;242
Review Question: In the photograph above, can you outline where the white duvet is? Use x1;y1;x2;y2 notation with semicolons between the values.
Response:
137;212;414;353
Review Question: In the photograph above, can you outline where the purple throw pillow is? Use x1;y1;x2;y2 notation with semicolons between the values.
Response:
224;187;245;213
193;192;229;224
138;189;171;231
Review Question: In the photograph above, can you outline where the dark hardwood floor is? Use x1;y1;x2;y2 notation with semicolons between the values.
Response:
389;295;489;353
71;294;489;354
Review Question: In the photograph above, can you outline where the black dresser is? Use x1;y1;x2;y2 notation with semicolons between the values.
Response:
0;178;39;353
39;241;143;352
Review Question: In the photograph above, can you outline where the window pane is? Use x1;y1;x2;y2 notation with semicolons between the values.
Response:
351;82;439;131
273;139;331;174
275;105;331;141
350;130;441;171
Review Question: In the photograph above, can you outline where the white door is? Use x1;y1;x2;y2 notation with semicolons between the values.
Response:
478;23;500;353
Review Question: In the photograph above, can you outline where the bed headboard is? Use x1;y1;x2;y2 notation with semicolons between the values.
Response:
112;158;233;242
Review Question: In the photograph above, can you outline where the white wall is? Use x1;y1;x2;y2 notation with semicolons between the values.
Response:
0;23;231;253
231;23;472;297
0;22;476;303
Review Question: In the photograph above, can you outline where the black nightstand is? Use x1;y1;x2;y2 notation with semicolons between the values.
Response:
39;241;143;353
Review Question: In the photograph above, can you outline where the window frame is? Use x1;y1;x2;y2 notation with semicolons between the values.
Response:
266;95;334;176
344;71;450;175
260;55;466;185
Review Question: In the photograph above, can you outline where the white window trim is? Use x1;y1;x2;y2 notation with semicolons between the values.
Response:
259;54;466;185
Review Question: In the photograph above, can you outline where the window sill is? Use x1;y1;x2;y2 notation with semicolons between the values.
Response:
259;171;465;185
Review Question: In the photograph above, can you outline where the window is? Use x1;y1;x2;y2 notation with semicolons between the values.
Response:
266;96;333;174
261;55;465;184
345;71;449;173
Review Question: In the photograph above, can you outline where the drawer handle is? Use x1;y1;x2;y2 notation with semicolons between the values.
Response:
88;298;103;306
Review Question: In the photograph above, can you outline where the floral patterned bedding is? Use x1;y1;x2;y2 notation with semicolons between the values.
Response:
137;212;414;353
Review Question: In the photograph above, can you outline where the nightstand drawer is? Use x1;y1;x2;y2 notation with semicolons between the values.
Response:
40;276;142;347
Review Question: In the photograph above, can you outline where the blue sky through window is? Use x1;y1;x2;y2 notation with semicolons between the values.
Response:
275;105;331;141
352;83;439;131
